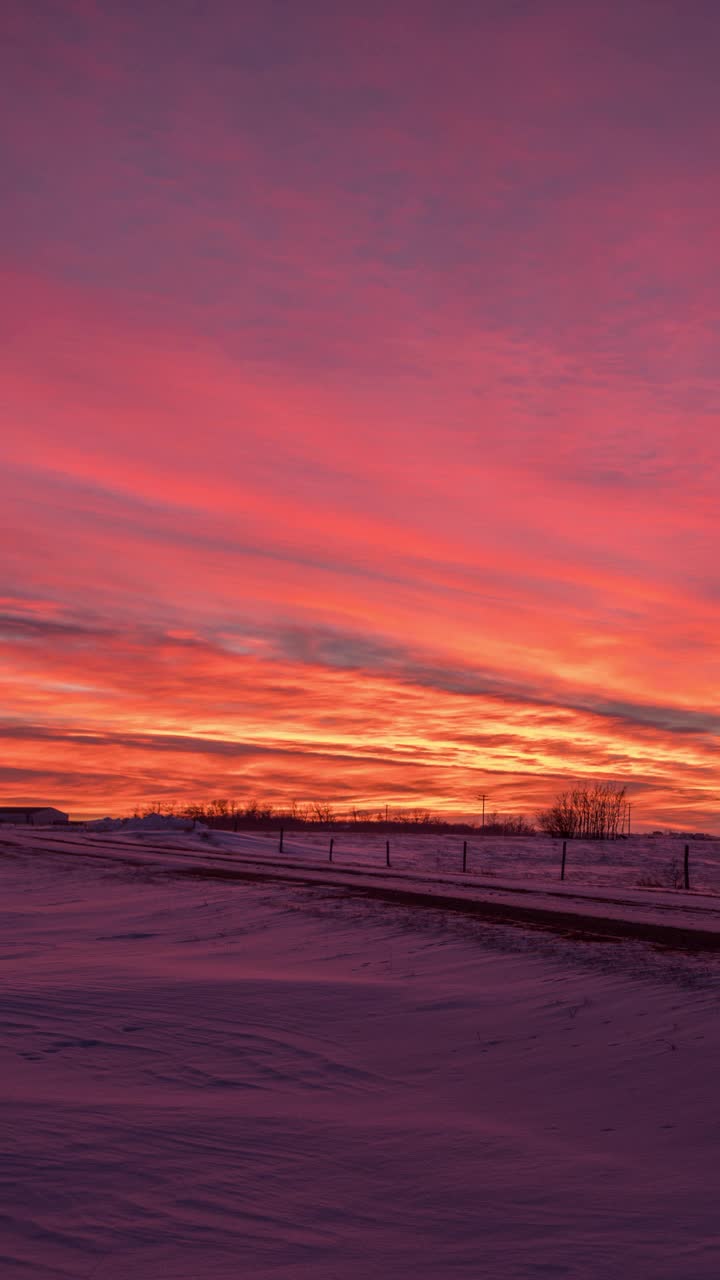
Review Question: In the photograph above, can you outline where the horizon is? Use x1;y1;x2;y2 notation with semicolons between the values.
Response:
3;2;719;830
8;799;719;839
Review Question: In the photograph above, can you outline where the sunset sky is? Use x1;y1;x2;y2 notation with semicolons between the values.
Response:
3;1;719;827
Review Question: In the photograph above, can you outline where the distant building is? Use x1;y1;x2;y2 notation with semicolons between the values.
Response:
0;807;69;825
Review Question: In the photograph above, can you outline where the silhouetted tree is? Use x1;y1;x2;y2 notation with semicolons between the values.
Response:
537;783;626;839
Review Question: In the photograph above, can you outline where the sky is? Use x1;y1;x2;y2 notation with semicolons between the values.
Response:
2;0;719;827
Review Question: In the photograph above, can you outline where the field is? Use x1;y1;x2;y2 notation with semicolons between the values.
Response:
205;827;720;893
2;826;720;1278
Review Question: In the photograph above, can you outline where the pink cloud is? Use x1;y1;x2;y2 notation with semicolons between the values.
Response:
2;1;719;826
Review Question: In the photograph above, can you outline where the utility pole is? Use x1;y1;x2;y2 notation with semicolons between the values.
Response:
479;793;486;833
627;803;631;836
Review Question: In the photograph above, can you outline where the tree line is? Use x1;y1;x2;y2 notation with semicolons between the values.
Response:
133;798;535;835
536;783;628;840
133;782;629;839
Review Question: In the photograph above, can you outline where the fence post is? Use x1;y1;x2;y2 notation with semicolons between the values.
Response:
386;839;390;868
329;837;334;863
684;843;690;890
462;839;467;873
279;828;284;853
560;840;567;881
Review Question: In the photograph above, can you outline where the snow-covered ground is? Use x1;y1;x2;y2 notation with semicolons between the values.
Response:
5;823;720;947
76;823;720;896
221;827;720;893
2;833;720;1278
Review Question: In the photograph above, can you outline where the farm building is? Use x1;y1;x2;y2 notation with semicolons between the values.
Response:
0;807;69;825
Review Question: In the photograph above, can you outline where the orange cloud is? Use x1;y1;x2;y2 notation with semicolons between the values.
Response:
2;2;719;828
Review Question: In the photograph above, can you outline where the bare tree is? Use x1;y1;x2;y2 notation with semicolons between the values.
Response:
537;783;626;839
311;801;335;824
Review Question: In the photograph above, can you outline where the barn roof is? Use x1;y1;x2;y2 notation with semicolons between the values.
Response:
0;805;67;815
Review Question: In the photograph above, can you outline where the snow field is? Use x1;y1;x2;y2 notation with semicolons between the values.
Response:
1;844;720;1277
